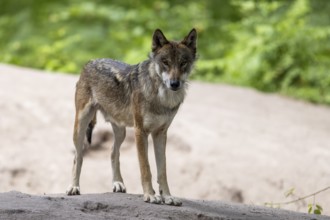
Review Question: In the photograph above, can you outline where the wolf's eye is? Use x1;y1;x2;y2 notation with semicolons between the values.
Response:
180;61;187;68
162;59;169;67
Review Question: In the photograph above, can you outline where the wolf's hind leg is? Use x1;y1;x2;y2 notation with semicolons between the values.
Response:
110;122;126;193
67;97;96;196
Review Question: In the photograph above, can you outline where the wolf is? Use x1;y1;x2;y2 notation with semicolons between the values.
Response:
66;28;197;206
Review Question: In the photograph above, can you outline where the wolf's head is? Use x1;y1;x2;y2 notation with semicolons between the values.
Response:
150;29;197;91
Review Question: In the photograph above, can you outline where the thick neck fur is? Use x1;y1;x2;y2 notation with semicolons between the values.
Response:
137;60;187;109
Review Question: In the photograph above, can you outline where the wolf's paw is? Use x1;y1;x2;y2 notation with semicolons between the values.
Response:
162;195;182;206
66;186;80;195
143;194;162;204
112;181;126;193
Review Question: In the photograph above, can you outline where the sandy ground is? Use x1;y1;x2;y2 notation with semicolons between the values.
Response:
1;191;328;220
0;63;330;215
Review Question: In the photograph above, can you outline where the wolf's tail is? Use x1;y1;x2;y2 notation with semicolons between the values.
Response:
86;111;97;144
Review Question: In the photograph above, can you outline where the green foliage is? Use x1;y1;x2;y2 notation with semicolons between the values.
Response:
265;186;330;215
0;0;330;104
285;188;295;198
308;203;323;215
0;0;208;72
216;0;330;104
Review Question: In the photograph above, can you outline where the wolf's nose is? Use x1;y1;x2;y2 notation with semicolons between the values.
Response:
170;80;181;90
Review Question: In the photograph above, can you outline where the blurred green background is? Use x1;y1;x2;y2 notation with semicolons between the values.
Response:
1;0;330;104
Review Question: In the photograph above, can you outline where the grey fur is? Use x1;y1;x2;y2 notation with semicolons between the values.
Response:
67;29;197;206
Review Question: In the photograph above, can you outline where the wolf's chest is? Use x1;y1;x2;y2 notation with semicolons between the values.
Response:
139;87;183;131
142;111;175;132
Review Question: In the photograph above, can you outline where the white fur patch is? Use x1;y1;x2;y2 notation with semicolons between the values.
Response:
112;181;126;193
161;71;171;88
155;63;161;76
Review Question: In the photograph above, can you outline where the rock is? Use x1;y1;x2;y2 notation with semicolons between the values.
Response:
0;191;328;220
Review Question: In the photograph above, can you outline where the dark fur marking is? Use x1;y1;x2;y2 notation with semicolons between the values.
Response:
113;75;120;86
86;123;94;144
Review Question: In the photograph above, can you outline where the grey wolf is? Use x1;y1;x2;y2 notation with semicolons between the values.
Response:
66;28;197;206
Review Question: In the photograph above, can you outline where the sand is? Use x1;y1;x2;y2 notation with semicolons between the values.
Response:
0;63;330;217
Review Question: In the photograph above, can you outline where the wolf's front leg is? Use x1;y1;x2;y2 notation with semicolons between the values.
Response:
135;128;162;204
110;123;126;193
152;129;182;206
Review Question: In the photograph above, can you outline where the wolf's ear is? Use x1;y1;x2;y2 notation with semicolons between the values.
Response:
152;29;169;52
182;28;197;53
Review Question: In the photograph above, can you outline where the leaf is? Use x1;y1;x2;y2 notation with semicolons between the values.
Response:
316;204;323;211
308;204;313;214
285;188;295;198
308;207;313;214
314;209;321;215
